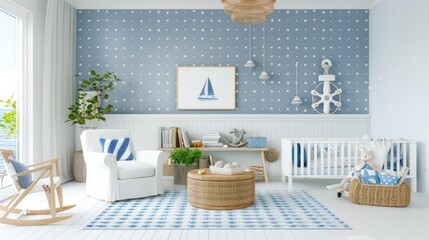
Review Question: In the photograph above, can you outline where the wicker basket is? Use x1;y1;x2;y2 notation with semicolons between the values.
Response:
349;180;411;207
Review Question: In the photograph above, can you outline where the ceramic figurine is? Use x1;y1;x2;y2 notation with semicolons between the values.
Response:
224;128;248;147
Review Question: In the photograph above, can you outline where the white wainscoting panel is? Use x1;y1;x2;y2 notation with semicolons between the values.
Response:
76;114;370;179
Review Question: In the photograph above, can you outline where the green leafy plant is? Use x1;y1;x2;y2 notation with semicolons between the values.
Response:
66;70;120;129
0;94;17;138
170;148;203;166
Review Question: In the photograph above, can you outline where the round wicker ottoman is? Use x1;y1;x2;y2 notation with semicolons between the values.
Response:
187;169;255;210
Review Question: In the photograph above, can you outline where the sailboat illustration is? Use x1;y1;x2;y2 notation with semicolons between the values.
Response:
197;77;218;101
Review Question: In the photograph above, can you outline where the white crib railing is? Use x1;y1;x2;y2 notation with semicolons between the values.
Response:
281;138;417;192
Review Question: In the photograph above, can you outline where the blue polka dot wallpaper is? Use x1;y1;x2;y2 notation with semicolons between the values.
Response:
76;9;369;114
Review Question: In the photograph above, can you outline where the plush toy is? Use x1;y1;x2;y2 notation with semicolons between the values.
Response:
224;128;248;147
354;147;375;171
334;147;375;197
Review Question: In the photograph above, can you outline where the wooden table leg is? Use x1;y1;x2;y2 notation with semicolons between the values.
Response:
260;151;268;183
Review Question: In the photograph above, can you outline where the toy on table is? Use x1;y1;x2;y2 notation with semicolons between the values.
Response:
224;128;248;147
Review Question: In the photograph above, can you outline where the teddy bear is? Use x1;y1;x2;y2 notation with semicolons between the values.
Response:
335;147;375;197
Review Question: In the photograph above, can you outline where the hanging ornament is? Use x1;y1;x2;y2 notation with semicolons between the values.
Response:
311;59;342;114
244;24;256;72
259;21;269;85
291;61;303;111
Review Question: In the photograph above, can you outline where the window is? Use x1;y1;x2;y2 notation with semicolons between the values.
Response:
0;7;20;190
0;1;31;199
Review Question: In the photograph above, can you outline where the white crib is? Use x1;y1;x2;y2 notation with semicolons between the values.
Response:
281;138;417;192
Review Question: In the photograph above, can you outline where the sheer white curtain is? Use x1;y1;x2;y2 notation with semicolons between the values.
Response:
42;0;75;181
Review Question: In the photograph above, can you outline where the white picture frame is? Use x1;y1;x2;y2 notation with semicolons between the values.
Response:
176;66;236;110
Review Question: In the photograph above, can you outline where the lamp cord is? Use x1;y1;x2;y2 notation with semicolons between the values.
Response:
262;21;266;71
295;61;299;96
248;24;251;60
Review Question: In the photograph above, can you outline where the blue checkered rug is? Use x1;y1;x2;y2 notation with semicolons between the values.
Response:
84;190;351;230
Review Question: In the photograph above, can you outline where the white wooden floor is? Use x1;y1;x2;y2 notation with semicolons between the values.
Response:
1;178;428;240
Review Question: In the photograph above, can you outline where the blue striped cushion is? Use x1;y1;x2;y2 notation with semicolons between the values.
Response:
99;138;134;161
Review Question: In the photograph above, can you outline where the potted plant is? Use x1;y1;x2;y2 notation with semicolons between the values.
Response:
66;70;120;129
170;148;202;185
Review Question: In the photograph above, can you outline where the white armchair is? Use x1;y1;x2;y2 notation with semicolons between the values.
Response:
80;129;164;202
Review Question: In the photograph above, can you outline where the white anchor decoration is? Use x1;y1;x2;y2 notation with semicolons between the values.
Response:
311;59;342;114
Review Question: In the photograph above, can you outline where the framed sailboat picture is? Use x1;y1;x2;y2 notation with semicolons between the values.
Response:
176;66;236;110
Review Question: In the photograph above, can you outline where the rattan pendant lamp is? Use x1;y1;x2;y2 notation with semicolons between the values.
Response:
221;0;276;25
221;0;276;84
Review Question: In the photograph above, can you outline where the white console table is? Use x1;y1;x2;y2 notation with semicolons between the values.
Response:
160;147;269;183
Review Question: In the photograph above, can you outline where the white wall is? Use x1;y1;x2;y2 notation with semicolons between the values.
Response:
8;0;46;165
370;0;429;193
80;114;371;179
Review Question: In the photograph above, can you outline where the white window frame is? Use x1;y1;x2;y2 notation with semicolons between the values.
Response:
0;0;33;200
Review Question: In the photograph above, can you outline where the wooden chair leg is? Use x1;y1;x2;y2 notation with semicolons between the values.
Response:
43;185;56;218
50;189;56;218
56;185;64;209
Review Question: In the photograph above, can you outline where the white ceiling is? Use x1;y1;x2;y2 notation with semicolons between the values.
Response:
68;0;380;9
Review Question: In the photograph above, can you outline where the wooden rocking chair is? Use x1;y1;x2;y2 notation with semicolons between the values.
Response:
0;149;75;226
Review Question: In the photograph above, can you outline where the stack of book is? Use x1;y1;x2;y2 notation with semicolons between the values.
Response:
159;127;191;148
246;166;264;175
201;132;222;147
